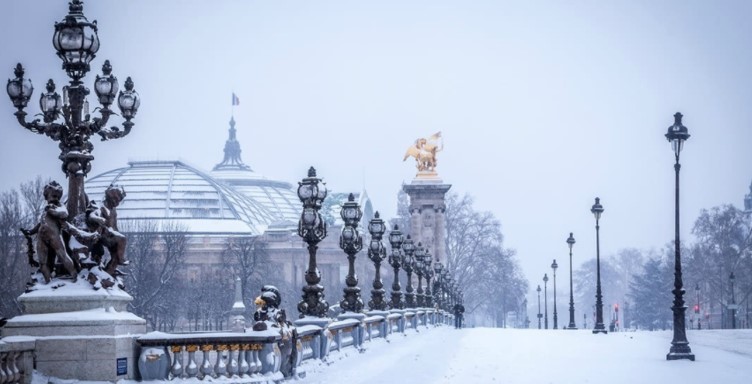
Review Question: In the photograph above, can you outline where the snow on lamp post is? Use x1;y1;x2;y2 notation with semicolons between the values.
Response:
339;193;364;313
665;112;694;361
591;197;608;334
367;212;388;311
566;233;577;330
388;225;405;310
6;0;139;219
402;236;417;309
296;167;329;318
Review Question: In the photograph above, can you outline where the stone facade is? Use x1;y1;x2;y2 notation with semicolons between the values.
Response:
402;180;452;263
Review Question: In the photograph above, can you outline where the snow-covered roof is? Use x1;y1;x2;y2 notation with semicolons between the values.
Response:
86;160;276;235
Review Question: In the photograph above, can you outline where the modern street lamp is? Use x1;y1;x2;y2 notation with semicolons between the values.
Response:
729;272;737;329
338;193;364;313
402;235;417;309
591;197;607;334
543;273;549;329
6;0;140;219
367;212;388;311
414;243;426;308
297;167;329;317
665;112;694;361
552;259;558;330
566;233;577;329
536;285;542;329
388;225;405;309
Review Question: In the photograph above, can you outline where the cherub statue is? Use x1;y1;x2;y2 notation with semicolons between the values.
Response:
84;185;128;275
20;181;79;283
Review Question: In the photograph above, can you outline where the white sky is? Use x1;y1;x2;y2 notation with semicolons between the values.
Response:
2;0;751;297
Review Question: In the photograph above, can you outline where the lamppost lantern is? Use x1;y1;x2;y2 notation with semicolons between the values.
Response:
368;211;386;241
665;112;694;361
40;79;63;123
591;197;604;220
402;235;417;308
367;211;388;311
567;232;575;250
94;60;118;107
665;112;690;158
340;193;363;226
52;0;101;82
7;64;34;109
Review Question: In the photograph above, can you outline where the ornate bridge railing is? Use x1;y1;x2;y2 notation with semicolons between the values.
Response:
0;337;35;384
136;330;283;382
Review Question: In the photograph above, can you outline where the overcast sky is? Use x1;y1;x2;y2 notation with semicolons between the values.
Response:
2;0;751;296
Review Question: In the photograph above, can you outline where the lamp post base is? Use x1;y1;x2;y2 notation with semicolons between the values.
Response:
566;326;578;330
592;324;608;334
667;348;695;361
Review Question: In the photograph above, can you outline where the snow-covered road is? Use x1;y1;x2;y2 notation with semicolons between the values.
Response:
301;327;752;384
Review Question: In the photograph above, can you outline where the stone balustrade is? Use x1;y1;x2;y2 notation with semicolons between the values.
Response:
0;337;35;384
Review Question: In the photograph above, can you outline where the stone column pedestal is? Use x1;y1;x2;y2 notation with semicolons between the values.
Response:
403;179;451;263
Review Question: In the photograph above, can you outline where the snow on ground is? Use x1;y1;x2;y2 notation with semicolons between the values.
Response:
301;327;752;384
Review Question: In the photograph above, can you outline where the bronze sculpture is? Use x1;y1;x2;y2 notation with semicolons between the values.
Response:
252;285;297;378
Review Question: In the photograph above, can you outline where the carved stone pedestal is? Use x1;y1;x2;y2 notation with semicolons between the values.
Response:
1;283;146;382
403;179;452;262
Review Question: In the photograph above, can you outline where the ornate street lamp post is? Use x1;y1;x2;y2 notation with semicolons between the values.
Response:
566;233;577;329
729;272;737;329
6;0;140;219
414;244;426;308
433;261;444;310
296;167;329;318
402;236;417;309
388;225;405;310
367;212;388;311
423;250;434;308
591;197;607;334
664;112;694;360
339;193;363;313
543;274;549;329
536;285;542;329
552;259;558;330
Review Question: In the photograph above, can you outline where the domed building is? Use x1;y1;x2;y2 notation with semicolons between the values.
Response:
84;117;376;329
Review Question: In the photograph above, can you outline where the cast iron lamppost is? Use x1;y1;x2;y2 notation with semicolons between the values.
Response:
297;167;329;318
543;274;549;329
695;283;701;330
665;112;694;360
367;212;388;311
552;259;559;330
536;285;542;329
414;243;426;308
566;233;577;329
339;193;364;313
6;0;140;218
423;250;434;308
591;197;607;334
388;225;405;309
402;235;417;309
729;272;737;329
433;261;444;310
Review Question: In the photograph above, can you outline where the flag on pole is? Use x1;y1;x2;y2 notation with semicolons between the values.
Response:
232;93;240;106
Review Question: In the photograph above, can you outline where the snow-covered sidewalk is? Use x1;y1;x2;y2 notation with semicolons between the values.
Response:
301;327;752;384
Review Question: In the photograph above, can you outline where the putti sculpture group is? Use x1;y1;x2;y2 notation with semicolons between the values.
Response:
6;0;139;290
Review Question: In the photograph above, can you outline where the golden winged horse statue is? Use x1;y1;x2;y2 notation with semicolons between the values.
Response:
403;131;443;174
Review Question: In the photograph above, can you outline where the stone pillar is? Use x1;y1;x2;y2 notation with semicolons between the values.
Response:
402;180;451;263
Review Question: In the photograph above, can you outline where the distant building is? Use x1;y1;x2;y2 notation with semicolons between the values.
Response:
86;117;376;324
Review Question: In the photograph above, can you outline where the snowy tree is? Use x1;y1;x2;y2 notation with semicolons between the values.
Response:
222;236;269;317
628;256;672;330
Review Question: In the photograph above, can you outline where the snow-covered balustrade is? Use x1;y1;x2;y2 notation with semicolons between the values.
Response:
0;337;34;384
135;330;283;382
404;311;418;332
326;319;362;353
296;325;324;363
386;313;402;334
363;316;387;341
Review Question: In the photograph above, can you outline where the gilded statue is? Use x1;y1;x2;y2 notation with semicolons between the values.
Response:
403;131;443;174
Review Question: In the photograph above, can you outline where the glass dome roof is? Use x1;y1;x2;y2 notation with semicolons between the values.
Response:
86;160;277;235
